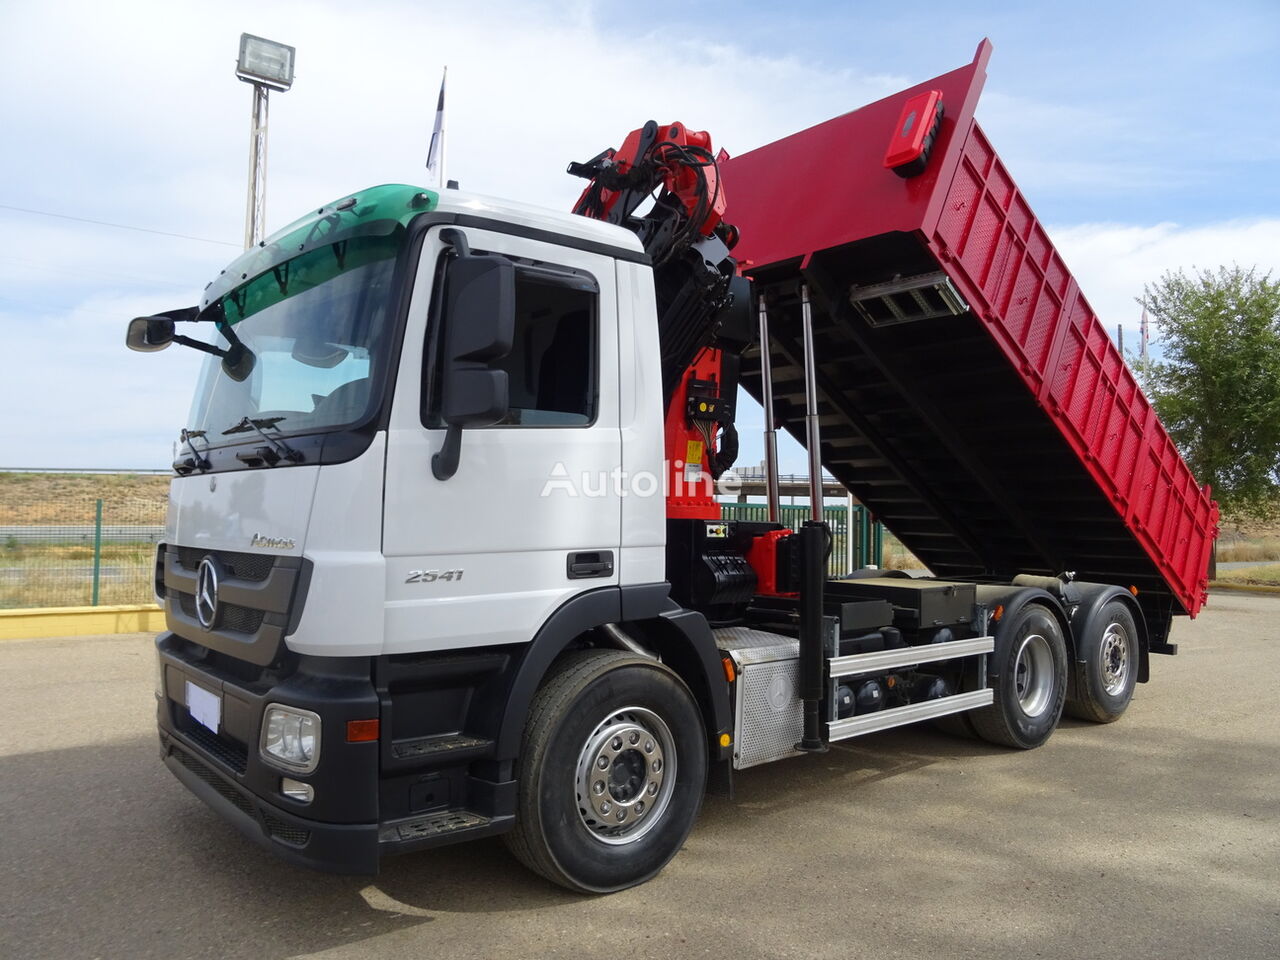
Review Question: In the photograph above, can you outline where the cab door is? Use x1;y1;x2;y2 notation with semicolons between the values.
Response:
382;225;621;654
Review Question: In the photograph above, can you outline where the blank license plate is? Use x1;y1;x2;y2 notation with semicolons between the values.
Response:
186;681;221;733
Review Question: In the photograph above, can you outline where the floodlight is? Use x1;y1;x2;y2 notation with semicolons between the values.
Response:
236;33;295;91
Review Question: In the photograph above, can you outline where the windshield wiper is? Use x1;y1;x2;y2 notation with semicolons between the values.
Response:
173;428;212;475
222;416;304;466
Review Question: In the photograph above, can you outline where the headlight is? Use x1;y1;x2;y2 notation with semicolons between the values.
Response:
260;704;321;773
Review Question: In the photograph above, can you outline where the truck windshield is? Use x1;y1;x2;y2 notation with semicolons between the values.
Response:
186;234;400;446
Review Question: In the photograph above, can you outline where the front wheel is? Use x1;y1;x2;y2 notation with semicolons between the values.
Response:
504;650;707;893
970;604;1067;749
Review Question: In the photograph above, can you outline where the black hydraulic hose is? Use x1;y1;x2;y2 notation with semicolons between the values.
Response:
710;421;738;478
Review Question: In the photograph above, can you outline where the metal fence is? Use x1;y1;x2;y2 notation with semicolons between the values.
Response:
0;475;887;609
0;495;166;609
719;503;884;575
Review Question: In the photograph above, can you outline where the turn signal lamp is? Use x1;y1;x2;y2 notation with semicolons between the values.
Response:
721;657;736;683
346;719;380;742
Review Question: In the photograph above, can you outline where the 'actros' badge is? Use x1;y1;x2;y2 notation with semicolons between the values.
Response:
250;533;296;550
195;556;221;630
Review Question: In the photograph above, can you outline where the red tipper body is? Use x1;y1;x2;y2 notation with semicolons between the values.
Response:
721;39;1217;620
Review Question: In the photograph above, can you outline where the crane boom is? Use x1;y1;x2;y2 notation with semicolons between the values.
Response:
568;121;752;522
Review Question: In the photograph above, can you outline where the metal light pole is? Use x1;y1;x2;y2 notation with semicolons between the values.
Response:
235;34;296;250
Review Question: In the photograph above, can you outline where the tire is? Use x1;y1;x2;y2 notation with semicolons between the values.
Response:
503;649;707;893
1065;600;1139;723
970;603;1067;749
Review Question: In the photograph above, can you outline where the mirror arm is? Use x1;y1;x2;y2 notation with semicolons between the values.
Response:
171;334;227;358
439;228;471;258
431;426;463;481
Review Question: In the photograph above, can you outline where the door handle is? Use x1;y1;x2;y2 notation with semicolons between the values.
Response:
567;551;614;580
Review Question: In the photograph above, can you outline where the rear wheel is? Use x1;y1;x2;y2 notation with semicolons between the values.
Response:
1066;600;1139;723
970;604;1067;749
504;649;707;893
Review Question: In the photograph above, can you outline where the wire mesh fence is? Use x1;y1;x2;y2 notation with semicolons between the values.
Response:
0;485;167;609
719;503;884;575
0;470;894;609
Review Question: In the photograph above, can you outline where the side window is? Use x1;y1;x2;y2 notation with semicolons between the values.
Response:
422;251;600;428
496;267;598;426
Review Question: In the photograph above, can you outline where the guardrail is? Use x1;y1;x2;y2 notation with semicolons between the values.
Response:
0;467;170;474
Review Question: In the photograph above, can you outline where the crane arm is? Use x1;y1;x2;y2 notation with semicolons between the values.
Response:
568;120;745;403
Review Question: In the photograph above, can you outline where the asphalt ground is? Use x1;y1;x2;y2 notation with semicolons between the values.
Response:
2;592;1277;960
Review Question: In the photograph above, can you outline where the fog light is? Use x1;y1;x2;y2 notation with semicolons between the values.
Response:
281;778;314;803
261;704;321;773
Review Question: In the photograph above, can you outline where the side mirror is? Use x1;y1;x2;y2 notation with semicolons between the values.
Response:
221;341;258;382
432;234;516;480
126;316;175;352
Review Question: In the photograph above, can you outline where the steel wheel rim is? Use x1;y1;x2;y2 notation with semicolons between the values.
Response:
1013;633;1054;717
575;706;676;846
1099;622;1130;696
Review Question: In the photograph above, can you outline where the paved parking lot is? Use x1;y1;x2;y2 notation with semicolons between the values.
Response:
2;591;1277;960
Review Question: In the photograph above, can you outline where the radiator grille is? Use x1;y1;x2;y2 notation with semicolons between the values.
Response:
177;547;275;582
177;593;266;636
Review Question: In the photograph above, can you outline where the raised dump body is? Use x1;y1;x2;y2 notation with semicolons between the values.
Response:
720;40;1216;641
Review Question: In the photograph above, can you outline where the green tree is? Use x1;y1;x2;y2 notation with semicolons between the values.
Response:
1141;266;1280;521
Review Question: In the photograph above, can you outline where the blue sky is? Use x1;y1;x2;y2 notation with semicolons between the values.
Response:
0;0;1277;469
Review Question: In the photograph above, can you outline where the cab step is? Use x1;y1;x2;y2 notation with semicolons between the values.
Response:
389;733;493;762
380;809;491;843
378;808;515;854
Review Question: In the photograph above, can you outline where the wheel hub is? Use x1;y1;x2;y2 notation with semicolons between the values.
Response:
1099;622;1130;695
1013;633;1054;717
576;707;674;845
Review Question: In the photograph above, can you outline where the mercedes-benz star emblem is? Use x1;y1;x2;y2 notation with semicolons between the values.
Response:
195;556;220;630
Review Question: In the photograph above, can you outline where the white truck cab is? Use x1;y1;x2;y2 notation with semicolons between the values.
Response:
148;185;728;890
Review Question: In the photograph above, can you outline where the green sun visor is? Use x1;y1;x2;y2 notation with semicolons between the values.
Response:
199;183;438;323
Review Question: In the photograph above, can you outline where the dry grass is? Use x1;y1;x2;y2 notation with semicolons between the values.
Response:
881;533;923;571
1216;538;1280;563
0;473;166;607
0;543;156;608
1217;563;1280;586
0;472;168;524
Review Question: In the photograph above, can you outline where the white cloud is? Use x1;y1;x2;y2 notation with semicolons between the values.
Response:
1;0;1274;468
1050;218;1280;339
0;0;910;467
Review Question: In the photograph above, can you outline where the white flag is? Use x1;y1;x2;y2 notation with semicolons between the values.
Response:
426;67;447;188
